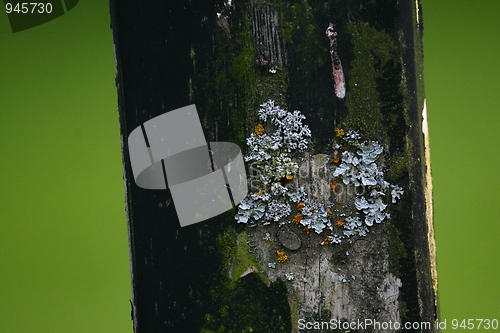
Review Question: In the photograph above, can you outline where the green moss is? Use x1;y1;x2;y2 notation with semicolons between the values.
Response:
231;231;263;282
215;225;237;281
255;69;288;107
386;154;408;181
280;0;335;142
385;221;407;276
214;225;264;284
198;224;290;333
342;19;411;275
195;5;291;147
201;272;291;333
345;21;397;143
193;12;255;145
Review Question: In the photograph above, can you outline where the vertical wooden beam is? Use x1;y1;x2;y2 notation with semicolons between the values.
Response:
110;0;437;332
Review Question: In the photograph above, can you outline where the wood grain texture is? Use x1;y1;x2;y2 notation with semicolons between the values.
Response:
110;0;437;332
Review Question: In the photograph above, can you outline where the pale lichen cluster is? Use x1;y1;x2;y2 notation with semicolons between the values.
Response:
332;131;404;228
235;100;403;245
235;100;310;225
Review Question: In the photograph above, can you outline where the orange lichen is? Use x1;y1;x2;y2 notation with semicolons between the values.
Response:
257;189;265;196
277;250;289;263
320;237;332;245
254;123;265;136
292;214;303;224
285;174;293;180
327;210;333;218
335;220;345;228
297;201;304;211
335;128;345;138
330;180;339;190
303;226;311;235
332;156;340;164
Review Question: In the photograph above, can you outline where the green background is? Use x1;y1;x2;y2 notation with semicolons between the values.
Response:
0;1;497;331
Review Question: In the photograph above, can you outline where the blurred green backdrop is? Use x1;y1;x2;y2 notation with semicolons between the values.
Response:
422;0;499;328
0;2;131;332
0;1;498;332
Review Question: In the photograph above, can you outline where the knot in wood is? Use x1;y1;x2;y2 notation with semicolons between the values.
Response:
277;227;302;250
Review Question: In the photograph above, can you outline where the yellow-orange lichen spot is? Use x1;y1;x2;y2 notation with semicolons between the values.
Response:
254;123;265;136
335;220;345;228
257;189;265;196
297;201;304;212
335;128;345;138
292;214;303;224
277;250;289;263
320;237;332;245
327;210;333;218
285;174;293;180
332;156;340;164
330;180;339;190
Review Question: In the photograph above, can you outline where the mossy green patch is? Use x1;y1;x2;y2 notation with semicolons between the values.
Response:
280;0;336;145
200;224;290;332
215;225;238;281
385;221;408;276
345;21;397;142
194;5;289;148
201;274;291;333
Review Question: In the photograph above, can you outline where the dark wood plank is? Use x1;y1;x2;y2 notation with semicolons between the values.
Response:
110;0;437;332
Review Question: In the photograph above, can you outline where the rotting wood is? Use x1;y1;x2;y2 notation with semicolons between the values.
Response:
110;0;438;332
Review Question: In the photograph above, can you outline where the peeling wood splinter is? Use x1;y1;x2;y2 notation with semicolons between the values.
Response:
326;23;346;99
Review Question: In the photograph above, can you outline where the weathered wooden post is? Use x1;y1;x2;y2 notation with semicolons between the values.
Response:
110;0;437;332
